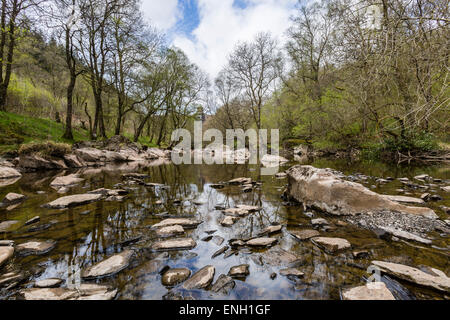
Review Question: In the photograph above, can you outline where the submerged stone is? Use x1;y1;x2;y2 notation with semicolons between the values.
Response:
16;240;56;256
50;174;84;187
289;229;320;241
261;248;300;267
0;220;20;233
246;237;277;247
279;268;304;278
211;274;235;295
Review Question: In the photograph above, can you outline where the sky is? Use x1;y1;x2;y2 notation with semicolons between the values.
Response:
141;0;299;80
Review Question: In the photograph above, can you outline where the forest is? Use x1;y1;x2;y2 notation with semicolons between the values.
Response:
0;0;448;160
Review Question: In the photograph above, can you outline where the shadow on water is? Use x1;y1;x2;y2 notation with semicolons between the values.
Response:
0;158;449;300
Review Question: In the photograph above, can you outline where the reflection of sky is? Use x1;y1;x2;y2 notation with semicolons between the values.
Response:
8;160;449;300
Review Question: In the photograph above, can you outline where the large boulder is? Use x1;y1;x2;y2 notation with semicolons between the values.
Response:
18;154;67;170
371;261;450;293
287;165;437;219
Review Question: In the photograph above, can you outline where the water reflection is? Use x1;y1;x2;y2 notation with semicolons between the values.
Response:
0;159;449;300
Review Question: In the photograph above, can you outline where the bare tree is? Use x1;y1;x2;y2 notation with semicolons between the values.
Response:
227;32;282;129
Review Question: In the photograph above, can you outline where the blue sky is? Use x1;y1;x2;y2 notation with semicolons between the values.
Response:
141;0;298;79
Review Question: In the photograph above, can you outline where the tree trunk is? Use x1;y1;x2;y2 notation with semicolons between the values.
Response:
63;74;76;140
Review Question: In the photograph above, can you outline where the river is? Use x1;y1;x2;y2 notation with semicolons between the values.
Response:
0;157;449;300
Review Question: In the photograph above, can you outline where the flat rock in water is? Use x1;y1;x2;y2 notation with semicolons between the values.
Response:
228;264;249;277
74;284;118;300
279;268;304;278
212;246;229;258
311;237;351;253
82;250;134;280
21;284;117;300
152;218;202;229
289;229;320;241
371;261;450;293
382;195;425;205
2;192;26;204
236;204;261;212
223;208;249;217
260;225;282;235
156;225;185;237
211;274;235;294
0;166;22;179
441;186;450;192
34;278;64;288
0;246;14;267
287;165;437;219
21;288;79;300
220;216;239;226
25;216;40;226
182;265;215;290
44;194;103;209
50;174;85;187
311;218;329;226
342;282;395;300
0;240;14;246
16;240;56;256
161;268;191;286
0;220;19;233
246;237;277;247
151;238;196;251
228;177;252;185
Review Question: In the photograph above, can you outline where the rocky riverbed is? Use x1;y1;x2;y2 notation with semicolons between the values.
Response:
0;150;449;300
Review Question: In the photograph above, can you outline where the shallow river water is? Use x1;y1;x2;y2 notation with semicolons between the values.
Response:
0;157;449;300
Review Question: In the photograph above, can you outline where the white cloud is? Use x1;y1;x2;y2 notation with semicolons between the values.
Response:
173;0;297;80
141;0;181;31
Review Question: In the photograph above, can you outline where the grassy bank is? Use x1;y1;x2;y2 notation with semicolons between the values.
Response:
0;111;89;155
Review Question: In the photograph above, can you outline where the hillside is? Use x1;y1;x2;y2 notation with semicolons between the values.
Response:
0;111;89;155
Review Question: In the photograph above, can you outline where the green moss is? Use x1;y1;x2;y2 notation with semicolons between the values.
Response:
0;111;89;155
18;141;72;158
